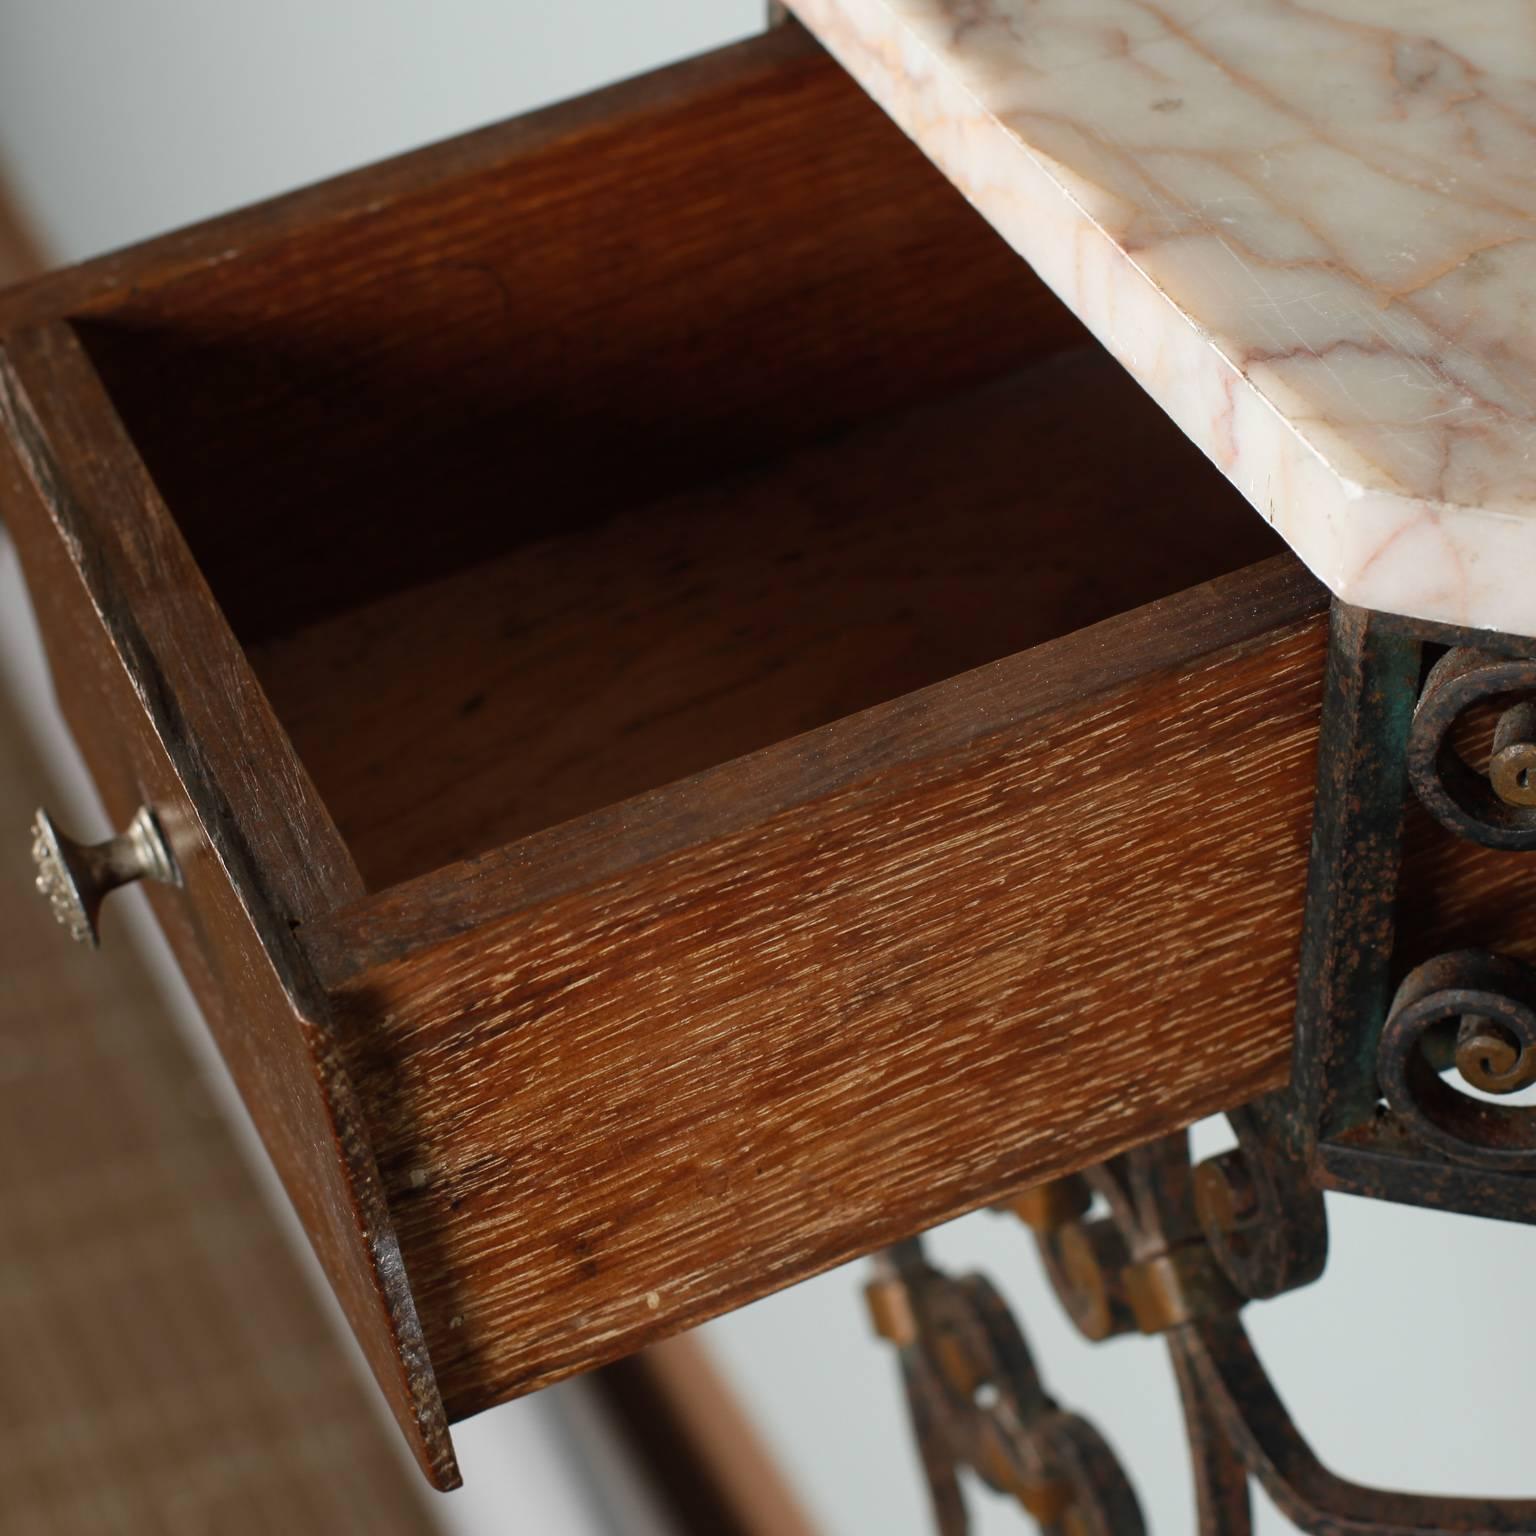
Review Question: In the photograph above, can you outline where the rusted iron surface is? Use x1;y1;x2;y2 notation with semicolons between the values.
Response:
876;598;1536;1531
877;1130;1536;1534
1409;647;1536;850
866;1240;1145;1535
1290;603;1420;1145
1292;604;1536;1221
1378;950;1536;1171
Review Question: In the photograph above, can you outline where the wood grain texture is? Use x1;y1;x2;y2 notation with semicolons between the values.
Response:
0;323;457;1487
252;346;1282;889
311;559;1332;1420
53;24;1082;647
1398;799;1536;973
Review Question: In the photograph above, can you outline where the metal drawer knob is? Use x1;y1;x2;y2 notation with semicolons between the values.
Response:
30;805;181;948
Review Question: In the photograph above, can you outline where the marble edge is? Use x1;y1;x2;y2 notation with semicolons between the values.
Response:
788;0;1536;639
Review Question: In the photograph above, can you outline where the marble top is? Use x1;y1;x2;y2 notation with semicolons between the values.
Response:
788;0;1536;637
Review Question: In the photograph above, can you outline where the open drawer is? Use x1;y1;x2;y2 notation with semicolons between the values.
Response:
0;25;1357;1489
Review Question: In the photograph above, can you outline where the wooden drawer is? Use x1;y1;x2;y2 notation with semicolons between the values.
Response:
0;26;1358;1488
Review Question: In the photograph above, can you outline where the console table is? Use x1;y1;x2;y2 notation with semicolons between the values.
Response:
2;7;1530;1527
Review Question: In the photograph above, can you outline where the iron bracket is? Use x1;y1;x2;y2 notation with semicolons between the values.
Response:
1286;601;1536;1220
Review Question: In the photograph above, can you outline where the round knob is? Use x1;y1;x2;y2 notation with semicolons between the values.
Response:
30;805;181;948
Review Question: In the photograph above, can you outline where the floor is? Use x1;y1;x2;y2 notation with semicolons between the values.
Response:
0;674;443;1533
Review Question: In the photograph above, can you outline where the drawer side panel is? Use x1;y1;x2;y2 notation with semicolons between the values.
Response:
329;565;1331;1420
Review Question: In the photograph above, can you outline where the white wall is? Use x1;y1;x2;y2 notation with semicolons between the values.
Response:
0;0;760;265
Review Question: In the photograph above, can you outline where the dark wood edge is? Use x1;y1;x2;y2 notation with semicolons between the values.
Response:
0;322;360;938
0;175;43;284
309;553;1327;980
0;319;459;1487
595;1338;819;1536
0;25;822;332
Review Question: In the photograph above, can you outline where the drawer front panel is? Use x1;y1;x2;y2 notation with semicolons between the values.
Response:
0;325;458;1488
319;561;1331;1419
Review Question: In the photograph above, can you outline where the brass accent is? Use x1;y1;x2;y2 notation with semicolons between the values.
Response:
1011;1473;1075;1526
1004;1178;1091;1234
30;805;181;948
1193;1149;1261;1235
1123;1247;1240;1335
863;1275;917;1348
1455;1014;1536;1095
1054;1221;1128;1343
1491;700;1536;808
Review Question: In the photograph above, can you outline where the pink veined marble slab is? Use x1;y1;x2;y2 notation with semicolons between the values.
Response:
786;0;1536;636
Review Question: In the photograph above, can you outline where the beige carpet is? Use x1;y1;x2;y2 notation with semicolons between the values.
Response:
0;670;439;1533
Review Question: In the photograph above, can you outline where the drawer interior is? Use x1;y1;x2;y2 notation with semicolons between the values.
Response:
243;349;1279;892
75;35;1280;894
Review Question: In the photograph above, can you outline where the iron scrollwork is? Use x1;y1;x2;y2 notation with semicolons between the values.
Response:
872;1127;1536;1534
1378;950;1536;1171
1407;646;1536;852
1299;611;1536;1215
870;601;1536;1533
866;1239;1144;1535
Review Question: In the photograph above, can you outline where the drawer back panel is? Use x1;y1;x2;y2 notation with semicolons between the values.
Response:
76;27;1085;647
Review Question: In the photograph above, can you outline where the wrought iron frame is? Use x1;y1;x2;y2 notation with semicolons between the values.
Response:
1295;603;1536;1218
871;600;1536;1534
